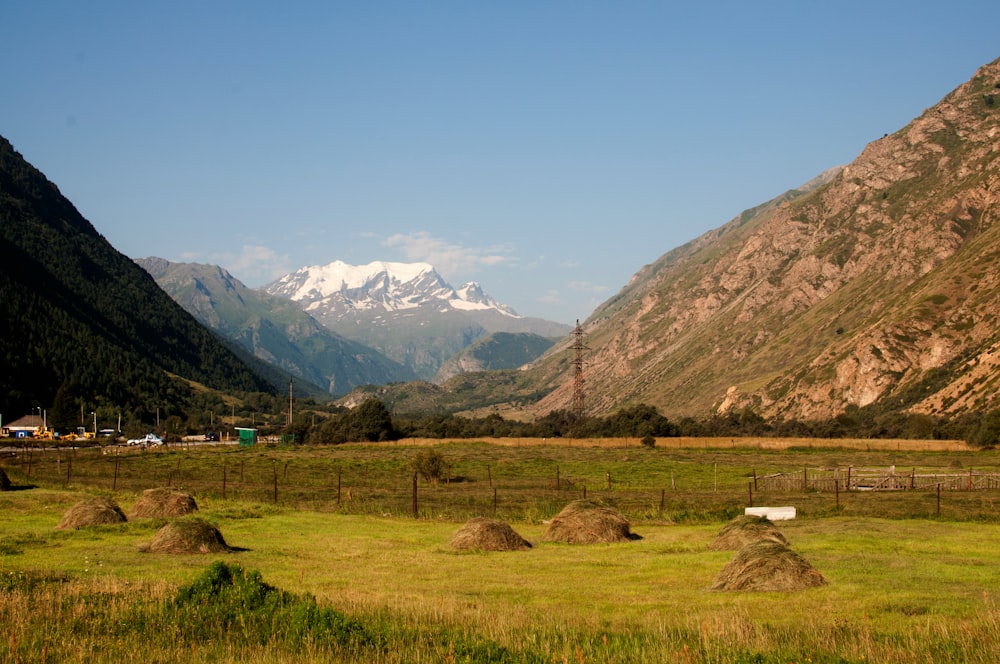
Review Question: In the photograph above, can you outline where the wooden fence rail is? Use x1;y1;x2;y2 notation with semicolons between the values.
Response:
757;467;1000;492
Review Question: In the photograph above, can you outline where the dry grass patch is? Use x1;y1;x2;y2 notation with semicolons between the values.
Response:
142;517;232;554
542;499;638;544
709;515;789;551
130;488;198;519
450;517;532;551
57;496;127;530
712;540;827;592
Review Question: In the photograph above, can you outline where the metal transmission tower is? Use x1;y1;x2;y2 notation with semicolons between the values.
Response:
570;319;588;419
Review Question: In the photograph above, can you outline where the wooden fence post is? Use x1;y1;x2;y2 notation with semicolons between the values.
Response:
937;483;942;516
113;455;120;491
835;478;839;508
273;467;278;504
493;487;497;515
803;467;808;492
222;464;227;499
555;466;560;491
606;472;611;491
487;464;492;488
659;488;665;516
748;481;753;507
65;455;72;488
412;473;418;518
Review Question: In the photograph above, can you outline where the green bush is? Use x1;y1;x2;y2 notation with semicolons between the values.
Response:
414;449;450;483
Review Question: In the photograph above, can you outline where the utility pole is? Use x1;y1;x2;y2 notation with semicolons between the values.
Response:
288;379;293;426
570;319;588;420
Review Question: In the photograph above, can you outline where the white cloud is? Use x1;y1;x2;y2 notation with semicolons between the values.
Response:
383;231;513;279
179;244;294;287
568;280;611;295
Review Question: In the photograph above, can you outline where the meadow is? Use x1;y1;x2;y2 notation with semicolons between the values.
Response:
2;437;1000;663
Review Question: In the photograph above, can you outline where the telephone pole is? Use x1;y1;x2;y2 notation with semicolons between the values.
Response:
570;319;588;419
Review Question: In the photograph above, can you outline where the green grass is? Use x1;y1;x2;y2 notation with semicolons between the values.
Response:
4;441;1000;661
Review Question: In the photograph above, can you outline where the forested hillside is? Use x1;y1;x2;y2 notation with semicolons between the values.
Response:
0;136;274;430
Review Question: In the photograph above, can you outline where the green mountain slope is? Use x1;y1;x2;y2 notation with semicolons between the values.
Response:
0;136;274;427
137;258;417;395
433;332;557;382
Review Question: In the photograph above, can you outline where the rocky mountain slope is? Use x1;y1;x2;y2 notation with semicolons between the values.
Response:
137;258;417;395
264;261;571;379
523;57;1000;421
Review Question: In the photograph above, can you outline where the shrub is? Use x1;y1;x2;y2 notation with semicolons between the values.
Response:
172;561;375;649
640;435;656;448
414;449;450;483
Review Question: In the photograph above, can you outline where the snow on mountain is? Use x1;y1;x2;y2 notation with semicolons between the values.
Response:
263;260;520;317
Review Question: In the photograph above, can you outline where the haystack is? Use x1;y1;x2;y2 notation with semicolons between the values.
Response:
712;541;827;592
0;468;11;491
709;515;789;551
57;497;127;530
542;499;636;544
130;488;198;519
451;517;532;551
144;518;231;554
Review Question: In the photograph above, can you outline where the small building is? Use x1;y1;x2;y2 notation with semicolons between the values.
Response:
4;414;45;439
236;427;258;447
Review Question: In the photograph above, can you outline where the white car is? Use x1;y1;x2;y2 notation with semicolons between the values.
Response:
126;433;164;446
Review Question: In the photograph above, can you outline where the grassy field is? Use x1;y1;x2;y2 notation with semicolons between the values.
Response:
2;438;1000;662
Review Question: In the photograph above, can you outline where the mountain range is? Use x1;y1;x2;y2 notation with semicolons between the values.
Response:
4;56;1000;428
262;261;571;380
135;258;418;395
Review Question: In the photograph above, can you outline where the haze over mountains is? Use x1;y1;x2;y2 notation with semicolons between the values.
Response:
3;57;1000;429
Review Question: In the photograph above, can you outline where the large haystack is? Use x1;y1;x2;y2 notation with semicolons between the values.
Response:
451;517;532;551
57;497;128;530
712;541;827;592
0;468;11;491
144;518;231;554
542;499;637;544
130;488;198;519
709;515;789;551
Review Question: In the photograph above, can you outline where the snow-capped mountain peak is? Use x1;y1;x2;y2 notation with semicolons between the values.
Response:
263;260;519;317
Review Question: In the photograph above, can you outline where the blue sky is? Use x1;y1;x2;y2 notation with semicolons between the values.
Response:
3;2;998;325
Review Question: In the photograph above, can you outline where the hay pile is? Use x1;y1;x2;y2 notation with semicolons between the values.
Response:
130;488;198;518
144;518;231;554
709;515;789;551
712;541;827;592
542;499;637;544
57;497;127;530
450;517;532;551
0;468;11;491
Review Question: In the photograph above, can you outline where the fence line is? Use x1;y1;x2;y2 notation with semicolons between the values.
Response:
756;467;1000;492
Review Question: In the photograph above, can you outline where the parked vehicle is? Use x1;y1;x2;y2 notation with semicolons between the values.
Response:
126;433;163;446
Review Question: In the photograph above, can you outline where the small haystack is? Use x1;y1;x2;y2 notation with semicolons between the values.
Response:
0;468;11;491
144;518;231;554
451;517;532;551
57;497;128;530
542;499;637;544
130;488;198;519
712;541;827;592
709;515;789;551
